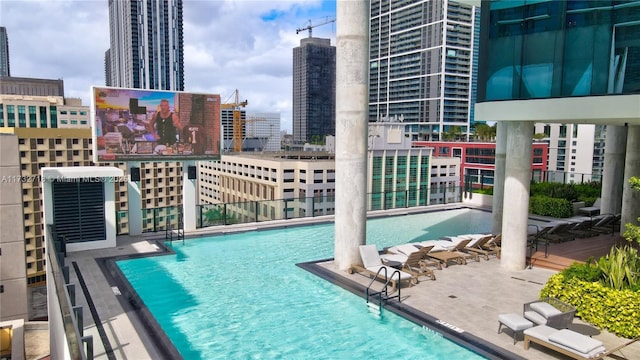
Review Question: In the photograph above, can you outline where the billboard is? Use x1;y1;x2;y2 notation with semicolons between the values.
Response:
91;86;221;162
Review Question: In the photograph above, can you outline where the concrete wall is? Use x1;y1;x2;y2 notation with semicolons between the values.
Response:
0;134;29;321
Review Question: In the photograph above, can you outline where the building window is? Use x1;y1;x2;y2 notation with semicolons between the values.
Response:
559;125;567;138
29;106;37;127
18;105;26;127
39;106;47;128
0;103;3;127
7;105;15;127
50;106;58;128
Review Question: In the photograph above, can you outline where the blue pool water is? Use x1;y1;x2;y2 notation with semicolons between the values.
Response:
118;208;492;359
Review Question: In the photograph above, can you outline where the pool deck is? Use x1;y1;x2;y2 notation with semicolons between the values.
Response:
58;207;640;360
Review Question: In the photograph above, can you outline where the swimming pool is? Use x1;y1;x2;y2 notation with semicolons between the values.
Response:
117;208;492;359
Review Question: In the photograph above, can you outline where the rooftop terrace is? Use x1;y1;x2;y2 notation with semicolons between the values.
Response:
32;206;640;359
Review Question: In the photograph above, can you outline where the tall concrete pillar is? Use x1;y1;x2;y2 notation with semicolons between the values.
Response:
621;125;640;227
334;0;369;271
492;122;506;235
501;121;534;271
601;125;627;215
127;162;142;235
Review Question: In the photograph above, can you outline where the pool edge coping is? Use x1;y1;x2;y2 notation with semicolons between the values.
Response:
296;259;527;360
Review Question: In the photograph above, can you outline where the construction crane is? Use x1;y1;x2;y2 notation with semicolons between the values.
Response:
296;17;335;38
221;89;248;152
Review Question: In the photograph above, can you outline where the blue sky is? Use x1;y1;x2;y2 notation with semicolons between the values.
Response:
0;0;338;132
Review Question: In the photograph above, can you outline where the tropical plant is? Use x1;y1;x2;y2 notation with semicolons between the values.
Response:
474;123;495;141
623;176;640;247
596;245;640;291
442;125;463;141
533;133;547;140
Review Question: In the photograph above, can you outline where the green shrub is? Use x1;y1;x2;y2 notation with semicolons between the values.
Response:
530;182;579;202
574;182;601;199
562;262;602;282
530;181;601;204
623;177;640;247
472;188;493;195
540;274;640;338
529;195;574;218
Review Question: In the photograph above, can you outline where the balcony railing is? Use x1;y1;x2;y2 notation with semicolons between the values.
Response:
113;185;464;234
46;225;93;359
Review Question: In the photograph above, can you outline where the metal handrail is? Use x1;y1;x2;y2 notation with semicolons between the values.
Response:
365;266;388;305
364;266;403;307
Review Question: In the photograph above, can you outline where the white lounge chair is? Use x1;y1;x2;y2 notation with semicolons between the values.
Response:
524;325;639;360
351;244;416;290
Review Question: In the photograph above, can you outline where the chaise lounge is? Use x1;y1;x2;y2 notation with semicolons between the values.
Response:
380;244;437;281
524;325;640;360
425;238;478;267
351;244;416;290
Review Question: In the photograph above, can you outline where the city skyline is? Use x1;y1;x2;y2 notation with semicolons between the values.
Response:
0;0;336;132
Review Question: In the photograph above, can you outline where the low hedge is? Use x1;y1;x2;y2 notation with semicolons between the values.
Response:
540;274;640;338
529;195;574;218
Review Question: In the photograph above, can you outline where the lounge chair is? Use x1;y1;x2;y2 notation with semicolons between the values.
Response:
566;218;597;238
352;245;416;290
382;244;441;274
383;245;437;281
461;234;500;260
524;325;640;360
578;198;601;217
540;222;576;243
425;238;478;267
523;297;575;329
590;213;620;235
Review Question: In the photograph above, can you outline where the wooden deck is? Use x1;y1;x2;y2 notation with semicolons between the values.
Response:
528;232;629;271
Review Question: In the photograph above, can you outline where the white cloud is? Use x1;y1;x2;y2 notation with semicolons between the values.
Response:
1;0;336;133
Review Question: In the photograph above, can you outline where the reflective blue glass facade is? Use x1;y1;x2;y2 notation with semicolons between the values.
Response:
478;0;640;102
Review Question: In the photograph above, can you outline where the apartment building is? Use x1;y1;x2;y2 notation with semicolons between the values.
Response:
534;123;606;183
0;93;185;318
413;141;548;187
369;0;479;139
198;152;336;222
367;122;461;208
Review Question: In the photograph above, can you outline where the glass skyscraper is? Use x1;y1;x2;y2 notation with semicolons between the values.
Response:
369;0;478;140
105;0;184;91
292;37;336;144
478;0;640;102
0;26;10;77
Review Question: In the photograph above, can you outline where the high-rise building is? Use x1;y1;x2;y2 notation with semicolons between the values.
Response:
292;37;336;144
369;0;478;140
534;123;606;183
105;0;184;91
0;27;9;77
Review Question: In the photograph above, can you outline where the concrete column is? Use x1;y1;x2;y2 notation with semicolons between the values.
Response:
334;0;369;271
501;121;534;271
621;125;640;227
182;161;197;231
601;125;627;215
492;122;506;235
127;162;142;235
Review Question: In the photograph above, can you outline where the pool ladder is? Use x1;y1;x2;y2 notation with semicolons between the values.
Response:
365;267;402;317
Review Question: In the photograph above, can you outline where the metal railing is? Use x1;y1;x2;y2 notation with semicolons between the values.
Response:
113;185;464;234
464;170;602;194
46;225;93;360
